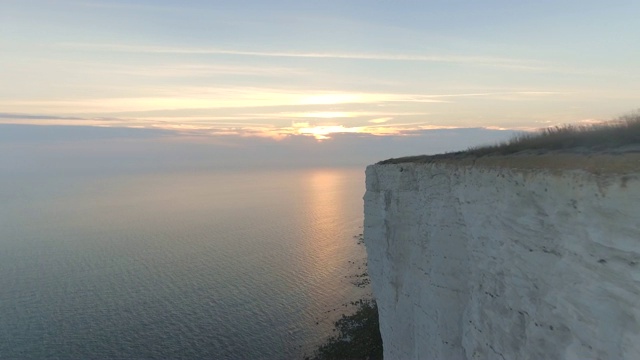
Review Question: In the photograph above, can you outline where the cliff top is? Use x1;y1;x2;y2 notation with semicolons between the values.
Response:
378;113;640;173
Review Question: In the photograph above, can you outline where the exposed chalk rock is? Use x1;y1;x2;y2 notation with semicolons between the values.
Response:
364;155;640;359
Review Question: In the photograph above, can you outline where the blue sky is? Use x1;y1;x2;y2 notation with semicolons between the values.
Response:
1;1;639;151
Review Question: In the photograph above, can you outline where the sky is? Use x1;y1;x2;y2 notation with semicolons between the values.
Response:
1;0;640;169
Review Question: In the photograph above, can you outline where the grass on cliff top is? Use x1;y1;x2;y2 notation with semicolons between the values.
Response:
379;111;640;164
466;112;640;156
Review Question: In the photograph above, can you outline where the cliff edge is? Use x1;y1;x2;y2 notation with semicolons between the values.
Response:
363;152;640;359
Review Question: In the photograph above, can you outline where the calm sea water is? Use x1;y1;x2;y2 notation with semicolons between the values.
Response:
0;167;370;359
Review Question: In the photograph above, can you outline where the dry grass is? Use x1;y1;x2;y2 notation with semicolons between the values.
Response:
379;111;640;164
467;112;640;156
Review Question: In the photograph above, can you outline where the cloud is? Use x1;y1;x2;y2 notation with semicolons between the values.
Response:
292;121;311;128
80;1;178;11
272;112;423;119
0;110;470;141
60;43;547;70
0;112;127;127
1;89;562;116
94;63;309;78
0;89;447;115
0;89;566;139
0;113;83;120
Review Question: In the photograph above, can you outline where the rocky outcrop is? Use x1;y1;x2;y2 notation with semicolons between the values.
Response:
363;154;640;359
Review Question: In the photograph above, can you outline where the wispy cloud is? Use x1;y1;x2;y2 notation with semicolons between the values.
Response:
96;63;309;78
0;88;562;124
0;87;566;141
0;111;480;141
80;1;179;11
418;91;563;98
60;43;547;69
269;111;427;119
0;113;83;120
0;89;446;115
0;113;123;127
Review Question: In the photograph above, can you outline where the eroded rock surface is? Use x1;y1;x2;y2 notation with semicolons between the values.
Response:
364;157;640;359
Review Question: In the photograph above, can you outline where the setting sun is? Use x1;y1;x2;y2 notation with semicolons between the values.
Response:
294;124;408;140
297;125;361;140
298;125;362;140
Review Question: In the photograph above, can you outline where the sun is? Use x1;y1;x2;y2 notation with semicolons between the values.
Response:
297;125;359;140
293;123;406;140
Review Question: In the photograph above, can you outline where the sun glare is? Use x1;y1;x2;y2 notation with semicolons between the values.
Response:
297;125;358;140
294;124;404;140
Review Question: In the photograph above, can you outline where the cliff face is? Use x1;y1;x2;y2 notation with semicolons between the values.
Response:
363;157;640;359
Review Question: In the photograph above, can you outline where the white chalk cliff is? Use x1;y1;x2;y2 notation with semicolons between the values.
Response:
363;154;640;359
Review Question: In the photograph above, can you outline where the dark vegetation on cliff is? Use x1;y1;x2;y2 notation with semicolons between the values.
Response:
305;300;383;360
379;111;640;164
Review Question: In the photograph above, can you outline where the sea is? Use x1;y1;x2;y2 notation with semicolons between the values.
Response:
0;167;370;359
